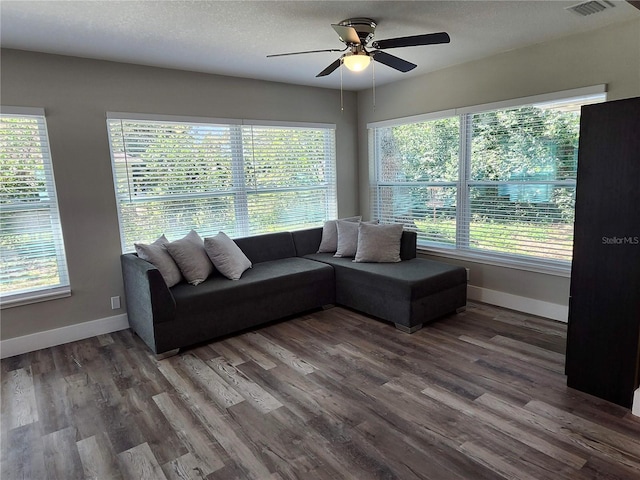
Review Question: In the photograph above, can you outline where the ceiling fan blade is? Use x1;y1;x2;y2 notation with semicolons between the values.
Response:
331;24;361;44
372;32;450;50
371;51;416;73
316;58;342;77
267;48;345;58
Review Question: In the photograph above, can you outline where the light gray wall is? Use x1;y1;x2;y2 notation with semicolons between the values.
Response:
357;19;640;307
0;49;359;339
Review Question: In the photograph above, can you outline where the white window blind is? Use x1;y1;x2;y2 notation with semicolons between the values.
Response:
107;115;337;251
371;88;606;272
1;108;70;306
241;125;337;236
372;115;459;247
465;98;586;261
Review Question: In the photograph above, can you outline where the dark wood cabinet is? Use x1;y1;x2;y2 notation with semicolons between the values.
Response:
565;96;640;409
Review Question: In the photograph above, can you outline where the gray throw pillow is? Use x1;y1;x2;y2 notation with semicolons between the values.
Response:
204;232;252;280
317;216;361;253
165;230;214;286
354;223;403;263
134;235;182;287
334;220;380;257
334;220;360;257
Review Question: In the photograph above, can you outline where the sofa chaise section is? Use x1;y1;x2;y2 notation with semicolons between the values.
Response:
292;227;467;332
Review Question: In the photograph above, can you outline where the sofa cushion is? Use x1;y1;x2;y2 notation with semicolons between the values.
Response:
134;235;182;287
234;232;296;264
204;232;252;280
304;253;466;301
292;228;324;257
170;257;334;316
166;230;214;286
354;223;403;263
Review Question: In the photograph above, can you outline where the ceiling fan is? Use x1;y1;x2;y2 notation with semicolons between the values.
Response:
267;18;450;78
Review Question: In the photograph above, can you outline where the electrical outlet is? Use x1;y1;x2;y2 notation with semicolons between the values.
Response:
110;296;121;310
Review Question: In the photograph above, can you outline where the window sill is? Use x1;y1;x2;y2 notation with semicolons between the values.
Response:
1;286;71;309
417;246;571;278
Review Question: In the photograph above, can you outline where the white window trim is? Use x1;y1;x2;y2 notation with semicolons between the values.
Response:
2;287;71;309
369;85;608;275
367;85;607;129
107;111;242;126
1;106;46;116
106;111;336;131
456;85;607;115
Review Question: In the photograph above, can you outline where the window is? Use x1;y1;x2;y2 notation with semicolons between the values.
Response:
373;114;460;247
107;114;337;251
370;86;606;273
1;107;70;306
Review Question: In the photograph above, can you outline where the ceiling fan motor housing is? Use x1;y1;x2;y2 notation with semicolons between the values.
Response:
338;18;377;45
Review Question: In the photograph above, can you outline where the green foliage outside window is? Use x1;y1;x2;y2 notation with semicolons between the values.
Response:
109;119;336;251
1;115;68;296
374;100;589;264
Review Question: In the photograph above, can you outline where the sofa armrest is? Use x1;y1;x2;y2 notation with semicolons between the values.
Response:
121;254;176;326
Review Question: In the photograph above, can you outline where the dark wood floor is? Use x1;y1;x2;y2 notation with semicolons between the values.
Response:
3;303;640;479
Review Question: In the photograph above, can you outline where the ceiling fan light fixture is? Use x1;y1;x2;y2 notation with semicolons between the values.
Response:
343;53;371;72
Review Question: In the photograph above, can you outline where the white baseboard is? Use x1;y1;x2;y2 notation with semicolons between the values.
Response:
468;285;568;322
0;314;129;359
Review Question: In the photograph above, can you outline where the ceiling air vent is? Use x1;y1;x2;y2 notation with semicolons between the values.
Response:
566;0;616;16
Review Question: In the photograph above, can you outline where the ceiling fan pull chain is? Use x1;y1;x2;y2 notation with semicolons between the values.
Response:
340;61;344;112
372;59;376;112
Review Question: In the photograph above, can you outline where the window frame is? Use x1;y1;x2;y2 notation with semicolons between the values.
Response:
107;112;337;252
1;106;70;308
369;85;607;276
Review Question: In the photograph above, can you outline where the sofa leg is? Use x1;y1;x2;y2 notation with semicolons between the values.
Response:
395;323;423;334
155;348;180;360
456;306;467;314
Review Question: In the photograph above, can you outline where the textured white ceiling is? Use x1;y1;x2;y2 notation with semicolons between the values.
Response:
1;1;638;91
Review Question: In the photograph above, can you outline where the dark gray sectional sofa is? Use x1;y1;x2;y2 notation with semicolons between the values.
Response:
121;227;467;356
